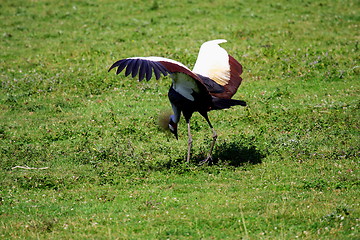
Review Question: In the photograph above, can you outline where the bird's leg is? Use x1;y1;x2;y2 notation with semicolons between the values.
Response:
187;121;192;163
200;128;217;165
200;114;217;164
207;128;218;160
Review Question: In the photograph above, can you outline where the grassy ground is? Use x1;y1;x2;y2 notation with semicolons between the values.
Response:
1;0;359;239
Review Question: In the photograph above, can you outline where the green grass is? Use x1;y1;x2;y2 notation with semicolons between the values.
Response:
1;0;359;239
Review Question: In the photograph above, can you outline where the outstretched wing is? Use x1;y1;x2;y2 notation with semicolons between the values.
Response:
192;39;243;99
108;56;202;82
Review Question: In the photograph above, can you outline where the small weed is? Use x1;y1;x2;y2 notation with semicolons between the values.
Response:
26;218;58;233
302;179;329;191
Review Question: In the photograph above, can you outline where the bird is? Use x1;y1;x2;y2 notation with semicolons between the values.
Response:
108;39;246;163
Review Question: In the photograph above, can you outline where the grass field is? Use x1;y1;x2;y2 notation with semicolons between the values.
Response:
1;0;359;239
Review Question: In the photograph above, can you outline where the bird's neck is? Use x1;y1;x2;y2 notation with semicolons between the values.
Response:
170;103;181;124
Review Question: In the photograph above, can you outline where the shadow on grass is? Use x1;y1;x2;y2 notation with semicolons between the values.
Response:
150;141;265;172
195;141;265;167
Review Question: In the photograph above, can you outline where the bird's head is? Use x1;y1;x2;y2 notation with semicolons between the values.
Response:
158;111;178;140
168;116;178;140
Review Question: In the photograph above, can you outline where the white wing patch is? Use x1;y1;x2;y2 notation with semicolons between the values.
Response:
171;73;199;101
192;39;231;86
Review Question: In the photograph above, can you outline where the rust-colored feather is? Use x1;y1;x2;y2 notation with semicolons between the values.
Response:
158;61;203;83
210;55;243;99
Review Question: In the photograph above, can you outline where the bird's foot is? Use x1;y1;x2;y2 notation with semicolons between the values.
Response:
199;156;214;165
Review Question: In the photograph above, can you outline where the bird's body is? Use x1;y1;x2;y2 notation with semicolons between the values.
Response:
109;39;246;163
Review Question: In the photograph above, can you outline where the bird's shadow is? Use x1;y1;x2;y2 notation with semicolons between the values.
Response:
195;141;265;167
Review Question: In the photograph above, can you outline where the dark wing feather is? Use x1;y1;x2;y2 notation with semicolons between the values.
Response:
145;61;153;81
108;57;205;84
131;59;140;78
108;59;129;75
152;61;169;77
197;74;225;94
150;62;161;80
109;58;171;82
138;60;148;81
116;60;129;75
125;59;136;77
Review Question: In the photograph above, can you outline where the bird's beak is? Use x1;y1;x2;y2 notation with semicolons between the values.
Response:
168;117;178;140
173;130;178;140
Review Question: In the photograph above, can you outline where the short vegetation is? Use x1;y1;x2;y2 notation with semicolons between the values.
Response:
1;0;359;239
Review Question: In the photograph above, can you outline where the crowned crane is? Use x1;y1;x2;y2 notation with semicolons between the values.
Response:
109;39;246;163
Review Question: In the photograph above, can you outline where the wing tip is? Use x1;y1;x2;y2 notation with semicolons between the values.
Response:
108;61;119;72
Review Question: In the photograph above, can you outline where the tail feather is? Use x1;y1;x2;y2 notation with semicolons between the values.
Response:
211;97;246;110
